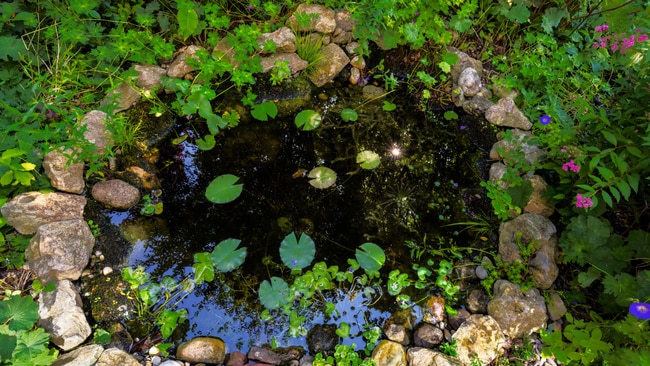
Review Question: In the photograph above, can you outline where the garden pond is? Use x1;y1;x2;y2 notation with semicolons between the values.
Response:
85;76;498;352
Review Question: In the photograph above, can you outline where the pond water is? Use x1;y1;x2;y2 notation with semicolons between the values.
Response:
98;81;496;352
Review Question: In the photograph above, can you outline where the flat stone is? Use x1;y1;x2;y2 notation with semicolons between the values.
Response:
43;149;85;194
452;315;506;365
176;337;226;364
286;4;336;33
371;340;406;366
91;179;141;210
96;348;141;366
407;347;461;366
0;191;86;234
52;344;104;366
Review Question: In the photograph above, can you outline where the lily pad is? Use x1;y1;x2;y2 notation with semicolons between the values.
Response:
308;167;337;189
259;277;290;310
205;174;243;203
340;108;358;122
251;101;278;121
280;232;316;270
356;150;381;169
196;134;216;151
355;242;385;274
295;110;322;130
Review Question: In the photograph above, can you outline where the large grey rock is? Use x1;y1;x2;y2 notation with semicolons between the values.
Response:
499;213;558;289
457;68;481;97
1;191;86;234
91;179;141;210
260;52;308;74
489;129;544;165
43;149;85;194
485;97;532;130
307;324;338;355
80;110;112;154
448;47;483;83
52;344;104;366
167;45;203;78
407;347;461;366
308;43;349;87
38;280;92;351
487;280;547;339
523;175;554;217
25;219;95;283
451;315;506;366
462;95;494;117
135;63;167;91
102;82;140;113
96;348;141;366
286;4;336;33
413;323;444;348
258;27;296;54
466;289;490;314
176;336;227;364
371;340;406;366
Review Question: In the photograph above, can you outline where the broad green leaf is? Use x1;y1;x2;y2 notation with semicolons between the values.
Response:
192;252;215;284
251;101;278;121
601;190;613;207
0;36;25;61
356;150;381;170
205;174;243;203
596;166;615;180
541;7;569;34
627;173;640;192
307;167;337;189
355;242;385;273
295;110;322;131
178;8;199;40
210;238;247;272
340;109;358;122
259;277;290;310
19;162;36;171
0;333;16;361
336;322;350;338
280;232;315;270
382;101;396;111
196;134;216;151
1;148;26;160
609;186;621;202
0;296;38;332
577;267;602;287
507;4;530;23
1;171;13;186
602;130;617;146
444;110;458;121
627;230;650;258
615;180;631;200
13;328;53;361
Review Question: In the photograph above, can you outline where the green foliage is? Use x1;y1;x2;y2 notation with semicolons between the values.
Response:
205;174;244;204
295;110;322;131
121;266;193;339
313;344;375;366
0;295;58;365
280;232;316;271
307;167;337;189
251;101;278;121
193;238;247;284
355;243;385;278
439;339;458;357
340;109;359;122
356;151;381;170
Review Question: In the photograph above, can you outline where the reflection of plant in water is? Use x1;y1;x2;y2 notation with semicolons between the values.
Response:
376;180;419;230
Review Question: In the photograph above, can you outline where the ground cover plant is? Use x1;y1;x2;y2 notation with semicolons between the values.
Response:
0;0;649;364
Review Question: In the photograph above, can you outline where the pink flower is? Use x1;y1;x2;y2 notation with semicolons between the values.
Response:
576;193;594;209
595;24;609;32
639;34;649;42
562;160;580;172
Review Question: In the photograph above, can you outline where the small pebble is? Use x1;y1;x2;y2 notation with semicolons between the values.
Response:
102;266;113;276
99;254;105;261
318;93;328;101
152;355;162;366
149;346;161;356
475;265;488;280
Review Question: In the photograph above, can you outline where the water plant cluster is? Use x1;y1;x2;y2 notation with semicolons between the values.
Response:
1;0;649;364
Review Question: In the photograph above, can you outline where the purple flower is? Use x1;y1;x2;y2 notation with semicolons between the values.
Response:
629;302;650;320
453;182;459;187
291;259;297;266
247;5;253;10
539;115;551;125
459;125;467;130
562;160;580;173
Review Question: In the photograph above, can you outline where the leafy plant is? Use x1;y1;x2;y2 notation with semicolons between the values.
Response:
340;109;359;122
0;294;58;365
193;238;248;284
295;109;322;131
356;151;381;170
280;232;316;271
313;344;375;366
307;167;337;189
121;266;193;339
251;101;278;122
355;243;385;278
205;174;243;204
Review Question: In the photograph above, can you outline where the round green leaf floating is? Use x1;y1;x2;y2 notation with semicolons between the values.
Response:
280;232;316;270
259;276;290;310
295;110;322;131
355;242;386;274
205;174;243;203
340;108;358;122
308;167;337;189
356;150;381;170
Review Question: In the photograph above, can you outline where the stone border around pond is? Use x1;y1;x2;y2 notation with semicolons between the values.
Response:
0;4;566;366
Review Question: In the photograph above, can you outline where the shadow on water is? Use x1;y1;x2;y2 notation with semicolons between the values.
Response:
102;82;497;351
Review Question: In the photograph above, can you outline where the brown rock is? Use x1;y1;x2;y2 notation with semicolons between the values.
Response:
91;179;141;210
176;337;226;364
